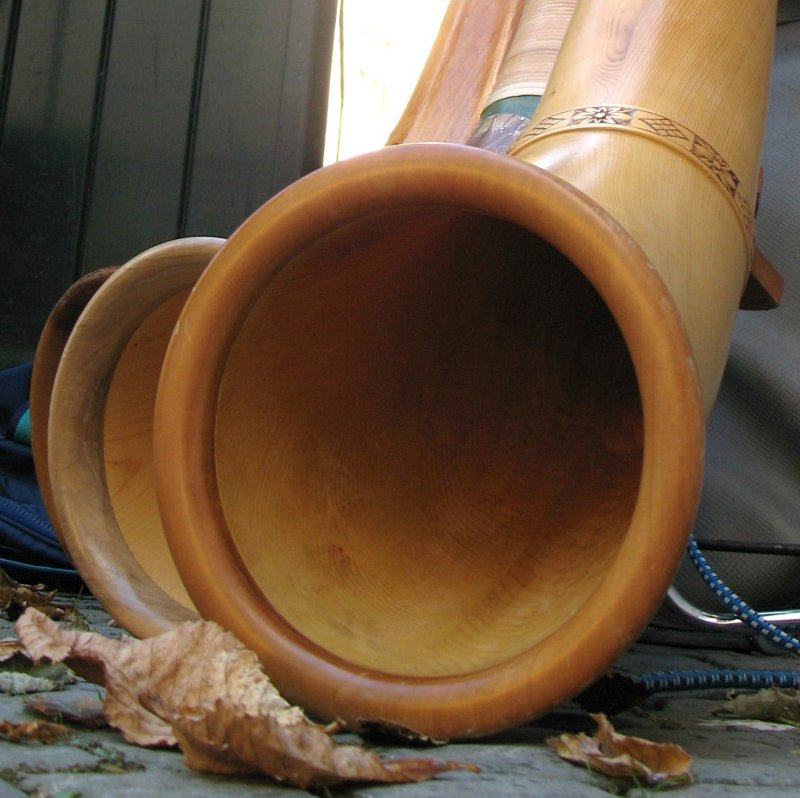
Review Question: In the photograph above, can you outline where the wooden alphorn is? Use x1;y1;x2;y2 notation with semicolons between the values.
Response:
155;0;779;740
37;0;780;741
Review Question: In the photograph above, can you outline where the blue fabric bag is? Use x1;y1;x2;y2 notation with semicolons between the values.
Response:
0;362;81;588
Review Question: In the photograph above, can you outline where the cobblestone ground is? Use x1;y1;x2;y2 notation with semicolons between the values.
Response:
0;595;797;797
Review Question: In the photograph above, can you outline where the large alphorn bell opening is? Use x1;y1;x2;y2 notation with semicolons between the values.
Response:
155;0;779;738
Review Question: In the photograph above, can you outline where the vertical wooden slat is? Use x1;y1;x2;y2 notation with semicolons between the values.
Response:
272;0;338;188
0;0;336;368
80;0;204;274
75;0;116;281
183;0;336;237
177;0;212;238
182;0;292;237
0;0;22;139
0;0;106;369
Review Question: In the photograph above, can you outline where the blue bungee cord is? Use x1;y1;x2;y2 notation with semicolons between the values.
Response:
636;666;800;693
579;536;800;712
686;535;800;654
632;535;800;695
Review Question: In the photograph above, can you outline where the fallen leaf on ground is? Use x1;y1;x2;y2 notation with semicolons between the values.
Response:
0;670;71;694
17;610;175;746
548;713;692;787
0;568;63;620
150;693;476;788
16;609;479;789
0;718;68;743
0;636;76;694
715;687;800;727
0;639;26;661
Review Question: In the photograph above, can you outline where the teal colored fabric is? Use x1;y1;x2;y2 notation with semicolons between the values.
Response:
10;407;30;446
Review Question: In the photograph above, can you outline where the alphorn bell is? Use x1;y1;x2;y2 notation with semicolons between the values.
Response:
34;240;223;635
154;0;779;739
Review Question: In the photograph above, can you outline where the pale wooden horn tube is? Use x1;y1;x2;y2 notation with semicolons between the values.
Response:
387;0;525;145
469;0;577;152
510;0;778;411
30;267;117;547
485;0;576;106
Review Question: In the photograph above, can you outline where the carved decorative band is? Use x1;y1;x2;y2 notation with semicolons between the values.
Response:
512;106;755;247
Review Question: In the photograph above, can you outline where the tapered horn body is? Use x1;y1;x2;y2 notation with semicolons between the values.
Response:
153;0;778;739
510;0;777;411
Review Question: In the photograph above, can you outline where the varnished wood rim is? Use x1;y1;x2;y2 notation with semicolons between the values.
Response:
30;267;118;547
155;143;704;739
47;238;224;637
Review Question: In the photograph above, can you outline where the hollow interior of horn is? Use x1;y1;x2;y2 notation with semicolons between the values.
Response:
214;207;643;677
104;289;195;610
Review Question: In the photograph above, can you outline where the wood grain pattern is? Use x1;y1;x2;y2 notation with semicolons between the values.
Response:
47;238;223;637
486;0;576;105
30;267;117;546
152;0;778;739
511;0;777;410
155;144;704;738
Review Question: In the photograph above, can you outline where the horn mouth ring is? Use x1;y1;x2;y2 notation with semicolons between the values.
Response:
155;142;704;739
46;238;225;636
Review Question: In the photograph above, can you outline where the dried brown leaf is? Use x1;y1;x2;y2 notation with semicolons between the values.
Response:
716;687;800;726
548;713;693;786
0;638;77;694
0;670;68;694
17;609;179;746
0;568;63;619
147;693;477;788
16;609;479;788
0;638;25;661
0;718;68;743
0;649;76;694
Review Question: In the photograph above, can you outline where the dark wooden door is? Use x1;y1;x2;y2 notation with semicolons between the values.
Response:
0;0;336;368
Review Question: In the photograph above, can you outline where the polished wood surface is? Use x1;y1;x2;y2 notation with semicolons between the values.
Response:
486;0;576;105
153;0;778;739
47;238;223;637
43;0;778;741
388;0;524;144
30;267;116;546
215;207;641;676
511;0;777;409
156;145;704;738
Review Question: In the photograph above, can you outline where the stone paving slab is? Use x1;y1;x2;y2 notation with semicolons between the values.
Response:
0;598;798;797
